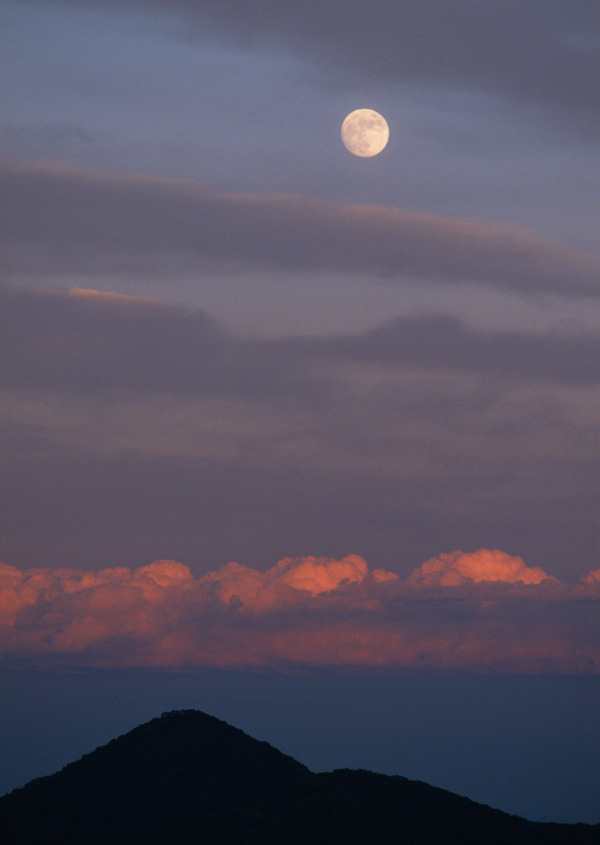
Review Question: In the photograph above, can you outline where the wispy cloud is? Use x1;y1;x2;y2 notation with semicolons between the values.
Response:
2;550;599;672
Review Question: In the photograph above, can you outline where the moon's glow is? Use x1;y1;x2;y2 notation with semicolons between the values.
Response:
341;109;389;157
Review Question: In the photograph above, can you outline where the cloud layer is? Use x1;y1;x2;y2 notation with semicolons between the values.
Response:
2;159;598;294
1;283;597;398
2;550;599;673
32;0;600;136
0;280;596;582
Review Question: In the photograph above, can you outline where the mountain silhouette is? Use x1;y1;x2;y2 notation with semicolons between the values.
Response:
0;710;597;844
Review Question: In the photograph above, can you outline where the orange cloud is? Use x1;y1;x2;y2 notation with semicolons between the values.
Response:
0;552;598;673
409;548;549;586
68;288;160;305
268;554;369;594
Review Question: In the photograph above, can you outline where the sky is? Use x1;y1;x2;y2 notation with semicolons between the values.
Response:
1;0;599;825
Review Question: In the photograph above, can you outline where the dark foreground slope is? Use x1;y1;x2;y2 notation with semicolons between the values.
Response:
0;710;597;844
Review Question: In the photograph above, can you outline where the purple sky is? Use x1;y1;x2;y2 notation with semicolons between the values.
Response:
0;0;599;824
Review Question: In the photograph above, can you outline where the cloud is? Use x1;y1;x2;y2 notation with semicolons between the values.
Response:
305;315;600;386
38;0;600;136
1;551;599;673
1;285;597;403
0;283;322;400
0;282;596;584
409;548;550;586
2;159;598;295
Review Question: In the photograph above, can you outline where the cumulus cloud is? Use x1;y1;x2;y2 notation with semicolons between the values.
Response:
409;549;550;586
1;550;598;673
2;159;598;295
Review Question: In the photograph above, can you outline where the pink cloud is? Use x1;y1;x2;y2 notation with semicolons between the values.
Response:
408;548;550;586
1;552;598;673
268;554;369;594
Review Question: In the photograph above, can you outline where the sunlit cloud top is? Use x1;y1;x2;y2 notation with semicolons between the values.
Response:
2;549;598;673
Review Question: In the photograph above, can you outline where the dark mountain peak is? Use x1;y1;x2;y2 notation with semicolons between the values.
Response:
88;707;309;786
1;710;598;844
0;709;309;844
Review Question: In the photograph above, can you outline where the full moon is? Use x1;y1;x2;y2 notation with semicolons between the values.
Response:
341;109;389;157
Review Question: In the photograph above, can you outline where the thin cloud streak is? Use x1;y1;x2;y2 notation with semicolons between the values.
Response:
1;159;598;295
1;550;599;673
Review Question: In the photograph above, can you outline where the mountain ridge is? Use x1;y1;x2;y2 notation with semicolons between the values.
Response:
0;709;597;844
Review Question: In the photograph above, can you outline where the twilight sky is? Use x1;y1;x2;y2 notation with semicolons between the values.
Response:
1;0;599;824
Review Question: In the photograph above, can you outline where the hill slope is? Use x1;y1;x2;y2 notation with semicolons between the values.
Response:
0;710;597;844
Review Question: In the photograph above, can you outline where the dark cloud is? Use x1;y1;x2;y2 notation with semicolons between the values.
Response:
1;284;597;400
0;284;323;399
34;0;600;135
0;384;596;580
0;284;596;567
1;283;595;582
2;159;598;294
293;314;600;385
